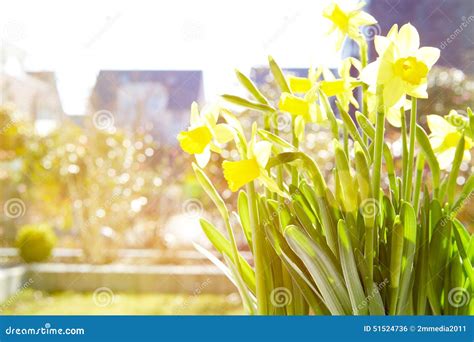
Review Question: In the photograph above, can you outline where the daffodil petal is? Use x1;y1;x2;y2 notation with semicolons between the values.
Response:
397;23;420;56
383;77;405;108
416;46;440;68
374;35;390;56
190;102;200;126
407;83;428;99
195;146;211;168
289;76;312;93
427;115;456;136
222;159;260;192
279;93;311;119
202;104;220;126
387;24;399;39
214;123;234;144
361;61;379;90
209;142;222;154
253;141;272;168
177;126;212;154
437;148;455;170
351;11;377;26
386;105;402;127
320;79;346;96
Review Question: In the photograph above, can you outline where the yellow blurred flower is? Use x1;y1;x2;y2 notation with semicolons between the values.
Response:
427;112;472;170
278;93;326;123
321;57;361;111
177;102;234;167
223;158;261;192
223;124;284;194
289;76;312;94
323;0;377;50
361;24;440;111
288;67;323;95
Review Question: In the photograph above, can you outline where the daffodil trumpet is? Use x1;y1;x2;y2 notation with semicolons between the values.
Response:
177;102;235;168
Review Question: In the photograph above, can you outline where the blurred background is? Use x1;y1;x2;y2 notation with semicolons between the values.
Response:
0;0;472;314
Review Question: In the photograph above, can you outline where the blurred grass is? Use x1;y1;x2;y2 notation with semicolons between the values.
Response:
1;290;244;315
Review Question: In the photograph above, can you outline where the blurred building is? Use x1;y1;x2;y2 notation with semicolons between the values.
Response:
89;70;204;144
0;43;64;135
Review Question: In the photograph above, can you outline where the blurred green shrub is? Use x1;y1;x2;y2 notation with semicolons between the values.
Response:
16;224;57;263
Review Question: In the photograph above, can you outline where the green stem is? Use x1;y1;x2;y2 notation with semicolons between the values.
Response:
401;108;408;193
343;126;349;157
291;118;299;186
404;97;417;202
247;181;268;314
371;86;385;204
359;40;369;144
413;153;425;215
368;85;385;287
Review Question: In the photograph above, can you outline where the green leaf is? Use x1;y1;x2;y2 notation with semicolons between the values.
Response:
268;56;291;93
234;69;269;104
337;219;368;315
285;225;351;315
192;163;229;220
199;218;256;293
428;215;450;314
263;217;330;315
452;219;474;287
415;124;440;190
294;115;305;142
237;191;252;250
318;90;339;138
223;255;257;315
468;107;474;139
221;94;275;112
334;140;358;213
446;134;465;204
356;111;375;139
452;174;474;212
336;102;370;162
396;202;417;314
258;129;296;152
389;217;404;315
354;142;371;201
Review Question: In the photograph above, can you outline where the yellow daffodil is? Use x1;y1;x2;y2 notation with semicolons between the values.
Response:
278;93;326;123
177;102;234;168
288;67;323;95
361;24;440;111
321;58;361;111
427;112;473;170
323;0;377;50
222;124;284;194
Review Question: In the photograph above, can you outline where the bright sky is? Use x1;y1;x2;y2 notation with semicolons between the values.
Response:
0;0;343;114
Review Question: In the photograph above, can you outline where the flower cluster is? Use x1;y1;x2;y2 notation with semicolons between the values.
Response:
178;1;473;316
